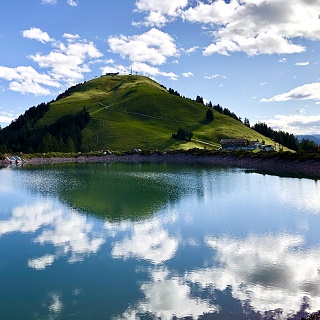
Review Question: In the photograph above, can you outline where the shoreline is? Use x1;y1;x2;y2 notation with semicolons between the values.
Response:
3;153;320;179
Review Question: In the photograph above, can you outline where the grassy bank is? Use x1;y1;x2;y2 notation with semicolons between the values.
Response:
2;149;320;162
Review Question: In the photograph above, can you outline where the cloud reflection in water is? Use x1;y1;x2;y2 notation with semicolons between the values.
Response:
2;166;320;319
0;200;105;269
277;179;320;214
34;210;105;264
115;268;217;320
112;229;320;319
108;214;178;264
186;234;320;318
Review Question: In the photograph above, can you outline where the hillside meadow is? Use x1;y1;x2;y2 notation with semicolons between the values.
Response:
35;75;276;152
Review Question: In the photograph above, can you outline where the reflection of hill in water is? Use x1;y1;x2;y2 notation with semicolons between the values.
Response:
23;163;199;220
62;163;187;220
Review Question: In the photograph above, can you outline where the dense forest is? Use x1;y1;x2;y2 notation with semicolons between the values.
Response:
0;103;90;153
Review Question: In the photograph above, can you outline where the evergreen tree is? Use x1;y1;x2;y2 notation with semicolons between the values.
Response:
172;127;193;141
65;137;75;153
39;132;53;152
213;104;223;113
196;95;204;104
168;88;181;97
299;138;318;152
52;137;59;152
206;108;214;122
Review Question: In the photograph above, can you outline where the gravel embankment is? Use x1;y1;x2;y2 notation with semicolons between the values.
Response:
302;311;320;320
3;153;319;179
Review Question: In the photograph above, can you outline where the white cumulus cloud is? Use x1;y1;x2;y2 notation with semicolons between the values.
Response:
134;0;188;27
0;114;15;125
295;61;310;66
1;30;103;95
0;66;60;95
108;28;178;66
182;46;199;55
261;82;320;102
256;113;320;135
67;0;78;6
41;0;78;5
133;62;178;80
182;0;320;56
101;62;178;80
29;38;103;85
41;0;57;4
205;73;226;80
182;72;193;78
63;33;80;41
22;27;53;43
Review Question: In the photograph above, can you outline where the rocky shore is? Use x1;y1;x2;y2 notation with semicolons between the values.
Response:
3;153;320;179
302;311;320;320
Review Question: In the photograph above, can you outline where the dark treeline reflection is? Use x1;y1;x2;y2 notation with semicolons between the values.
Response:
19;162;227;220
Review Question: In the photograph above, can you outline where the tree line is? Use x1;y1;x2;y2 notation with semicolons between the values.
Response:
252;122;319;152
0;102;50;153
56;82;85;101
0;105;90;154
39;107;90;153
167;85;319;153
9;102;50;132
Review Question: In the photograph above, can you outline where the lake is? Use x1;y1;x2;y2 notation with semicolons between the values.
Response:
0;162;320;320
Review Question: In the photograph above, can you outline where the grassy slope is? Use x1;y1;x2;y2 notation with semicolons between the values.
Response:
38;75;277;151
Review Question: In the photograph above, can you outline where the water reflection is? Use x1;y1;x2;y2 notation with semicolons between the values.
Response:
187;234;320;318
0;200;105;269
277;178;320;214
47;292;63;313
111;233;320;319
1;164;320;319
19;163;192;220
117;268;217;320
17;163;237;221
28;254;56;270
108;215;178;264
0;200;60;235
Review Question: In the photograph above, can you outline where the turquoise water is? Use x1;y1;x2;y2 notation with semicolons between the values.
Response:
0;163;320;319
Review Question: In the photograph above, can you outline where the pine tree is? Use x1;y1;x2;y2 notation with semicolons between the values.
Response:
206;109;214;122
65;137;75;153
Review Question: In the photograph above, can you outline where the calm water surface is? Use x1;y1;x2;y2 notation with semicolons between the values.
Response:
0;162;320;319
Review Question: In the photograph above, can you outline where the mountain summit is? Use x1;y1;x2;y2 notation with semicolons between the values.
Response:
0;75;274;153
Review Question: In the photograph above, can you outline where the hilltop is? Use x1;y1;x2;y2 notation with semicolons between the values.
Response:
0;75;277;153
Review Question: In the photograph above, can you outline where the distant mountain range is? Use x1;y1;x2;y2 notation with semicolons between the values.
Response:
296;134;320;145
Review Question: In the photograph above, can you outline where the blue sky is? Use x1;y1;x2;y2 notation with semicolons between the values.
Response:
0;0;320;135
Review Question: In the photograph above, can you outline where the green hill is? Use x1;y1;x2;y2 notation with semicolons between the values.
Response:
1;75;278;153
